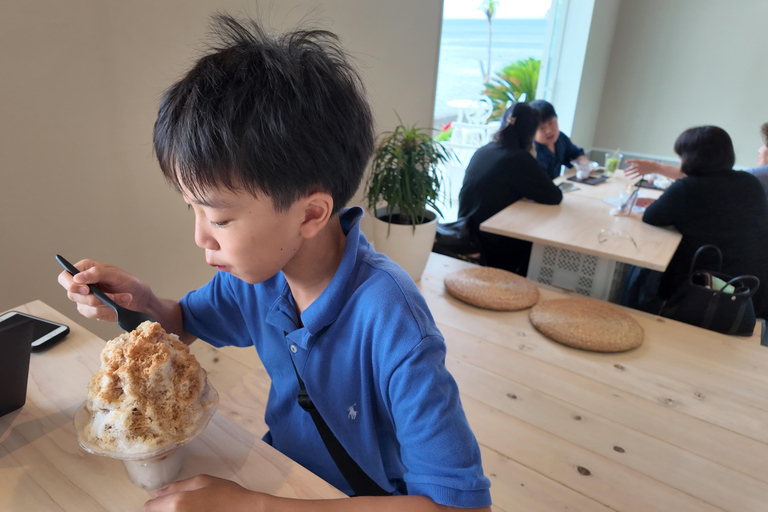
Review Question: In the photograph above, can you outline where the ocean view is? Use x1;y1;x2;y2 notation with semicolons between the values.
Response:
434;18;548;122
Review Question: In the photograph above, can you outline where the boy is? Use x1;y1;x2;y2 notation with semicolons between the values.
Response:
529;99;589;179
58;13;492;512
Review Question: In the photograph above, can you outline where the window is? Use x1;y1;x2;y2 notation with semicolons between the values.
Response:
434;0;559;222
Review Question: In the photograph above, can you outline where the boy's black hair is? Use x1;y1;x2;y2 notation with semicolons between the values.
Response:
153;14;374;214
529;99;557;123
493;102;540;150
674;126;735;176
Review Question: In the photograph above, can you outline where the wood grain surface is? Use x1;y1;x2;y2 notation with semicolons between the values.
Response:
480;193;682;272
0;302;343;512
4;252;767;511
420;254;768;511
480;172;681;271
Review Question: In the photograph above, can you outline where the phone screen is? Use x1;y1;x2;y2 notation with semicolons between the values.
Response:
0;314;58;338
0;312;69;348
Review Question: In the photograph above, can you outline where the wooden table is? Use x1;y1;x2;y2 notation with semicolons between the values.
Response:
554;169;667;201
0;301;343;512
479;171;681;300
5;253;767;511
420;253;768;511
480;193;680;272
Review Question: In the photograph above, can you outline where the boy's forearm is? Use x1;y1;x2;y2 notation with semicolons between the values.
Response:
146;297;195;344
260;494;491;512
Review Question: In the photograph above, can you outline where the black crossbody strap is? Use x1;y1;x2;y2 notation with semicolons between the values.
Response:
287;349;390;496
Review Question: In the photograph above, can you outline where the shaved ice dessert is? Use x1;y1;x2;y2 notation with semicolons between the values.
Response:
75;321;217;489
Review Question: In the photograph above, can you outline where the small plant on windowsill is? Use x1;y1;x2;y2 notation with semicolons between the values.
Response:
365;119;453;280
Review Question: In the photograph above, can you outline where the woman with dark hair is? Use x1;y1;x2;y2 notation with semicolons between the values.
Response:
529;99;589;179
456;102;562;274
640;126;768;317
624;122;768;198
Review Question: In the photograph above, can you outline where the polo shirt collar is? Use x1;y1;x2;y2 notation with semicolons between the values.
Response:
264;207;366;346
301;206;364;336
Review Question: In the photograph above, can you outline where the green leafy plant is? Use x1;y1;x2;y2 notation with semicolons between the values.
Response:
366;122;452;231
483;57;541;120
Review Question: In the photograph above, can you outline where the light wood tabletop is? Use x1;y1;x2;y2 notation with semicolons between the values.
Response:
0;301;344;512
479;192;682;272
5;253;767;511
420;253;768;512
555;169;667;201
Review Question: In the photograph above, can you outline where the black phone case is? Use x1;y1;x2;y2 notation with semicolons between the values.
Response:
31;325;70;350
567;175;608;186
0;320;34;416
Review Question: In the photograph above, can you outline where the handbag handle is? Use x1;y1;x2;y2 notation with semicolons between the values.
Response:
689;244;723;274
724;275;761;298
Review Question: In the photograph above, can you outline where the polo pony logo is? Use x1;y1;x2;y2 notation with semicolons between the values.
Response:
347;404;358;420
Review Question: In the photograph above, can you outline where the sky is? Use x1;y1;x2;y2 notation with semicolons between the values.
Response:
443;0;552;19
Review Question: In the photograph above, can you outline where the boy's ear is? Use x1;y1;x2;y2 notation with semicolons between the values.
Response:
299;192;334;239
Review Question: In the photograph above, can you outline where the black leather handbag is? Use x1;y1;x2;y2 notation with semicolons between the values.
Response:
660;245;759;336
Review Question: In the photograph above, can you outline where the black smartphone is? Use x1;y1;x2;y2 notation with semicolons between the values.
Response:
0;311;70;350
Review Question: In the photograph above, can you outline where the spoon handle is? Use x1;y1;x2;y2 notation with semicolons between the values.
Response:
55;255;120;313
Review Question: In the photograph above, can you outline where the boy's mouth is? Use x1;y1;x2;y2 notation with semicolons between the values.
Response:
207;261;228;271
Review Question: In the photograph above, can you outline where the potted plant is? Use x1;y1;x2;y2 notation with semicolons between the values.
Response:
366;121;452;281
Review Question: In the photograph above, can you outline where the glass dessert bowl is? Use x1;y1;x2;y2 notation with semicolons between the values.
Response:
74;380;219;490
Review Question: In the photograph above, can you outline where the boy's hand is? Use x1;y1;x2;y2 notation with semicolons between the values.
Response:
57;259;153;322
144;475;264;512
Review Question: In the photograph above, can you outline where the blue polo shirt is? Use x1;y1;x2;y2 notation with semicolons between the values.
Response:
534;131;585;180
180;207;492;508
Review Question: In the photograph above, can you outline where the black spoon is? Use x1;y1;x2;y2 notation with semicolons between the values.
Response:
55;254;155;332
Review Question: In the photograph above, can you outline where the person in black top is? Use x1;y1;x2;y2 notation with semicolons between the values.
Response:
457;102;562;274
642;126;768;318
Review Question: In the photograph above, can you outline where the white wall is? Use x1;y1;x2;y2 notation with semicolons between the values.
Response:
570;0;620;147
545;0;597;135
538;0;620;154
0;1;443;339
591;0;768;167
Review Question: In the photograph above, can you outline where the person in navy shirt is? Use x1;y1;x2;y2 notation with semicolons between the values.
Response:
529;99;589;179
57;13;491;512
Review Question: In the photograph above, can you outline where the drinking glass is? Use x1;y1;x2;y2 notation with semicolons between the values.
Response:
604;152;624;176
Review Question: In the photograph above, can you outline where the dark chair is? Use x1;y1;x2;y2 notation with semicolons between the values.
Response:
432;218;483;265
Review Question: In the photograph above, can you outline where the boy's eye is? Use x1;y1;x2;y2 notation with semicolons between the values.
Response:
211;220;230;228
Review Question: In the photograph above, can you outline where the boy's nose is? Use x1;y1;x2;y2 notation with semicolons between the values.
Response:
194;219;220;251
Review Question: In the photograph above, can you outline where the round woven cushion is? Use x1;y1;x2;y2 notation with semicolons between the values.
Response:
444;267;540;311
529;298;644;352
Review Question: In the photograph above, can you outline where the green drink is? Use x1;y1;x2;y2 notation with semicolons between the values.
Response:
604;151;623;176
